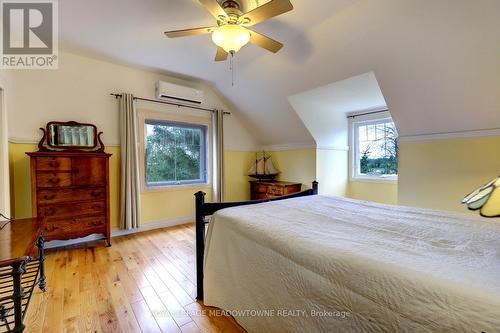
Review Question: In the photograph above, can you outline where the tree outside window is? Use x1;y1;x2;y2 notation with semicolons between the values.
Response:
356;120;398;179
145;120;207;186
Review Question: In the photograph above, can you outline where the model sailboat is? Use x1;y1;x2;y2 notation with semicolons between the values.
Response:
248;151;280;180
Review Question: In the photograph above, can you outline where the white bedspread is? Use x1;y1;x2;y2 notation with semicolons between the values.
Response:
203;195;500;333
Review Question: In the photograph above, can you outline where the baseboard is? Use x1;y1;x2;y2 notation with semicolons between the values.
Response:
45;234;106;249
111;216;193;237
44;216;193;249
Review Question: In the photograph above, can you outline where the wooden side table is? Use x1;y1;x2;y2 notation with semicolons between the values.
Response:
250;180;302;200
0;217;46;333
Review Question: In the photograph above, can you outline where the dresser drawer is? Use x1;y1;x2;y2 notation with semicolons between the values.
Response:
38;187;106;204
44;216;106;240
36;157;71;171
268;185;284;196
250;181;302;200
39;201;106;220
251;183;268;193
252;193;270;200
36;173;72;187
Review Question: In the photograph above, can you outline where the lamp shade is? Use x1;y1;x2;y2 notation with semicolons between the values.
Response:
212;25;251;53
462;175;500;217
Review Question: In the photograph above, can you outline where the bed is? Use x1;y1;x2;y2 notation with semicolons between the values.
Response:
194;183;500;332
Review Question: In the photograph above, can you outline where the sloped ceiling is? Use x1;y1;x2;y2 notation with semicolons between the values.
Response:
59;0;500;146
289;72;387;149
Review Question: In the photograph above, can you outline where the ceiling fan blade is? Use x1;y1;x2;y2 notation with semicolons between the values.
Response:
215;47;229;61
249;30;283;53
164;26;216;38
240;0;293;26
199;0;228;21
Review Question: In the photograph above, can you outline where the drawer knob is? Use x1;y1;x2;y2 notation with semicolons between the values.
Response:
43;194;56;200
48;178;60;184
44;208;56;216
49;161;60;167
91;190;102;197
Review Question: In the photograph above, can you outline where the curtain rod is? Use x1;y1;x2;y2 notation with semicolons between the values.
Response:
347;109;389;118
110;93;230;115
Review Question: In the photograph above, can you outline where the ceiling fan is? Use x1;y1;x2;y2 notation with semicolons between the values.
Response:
164;0;293;61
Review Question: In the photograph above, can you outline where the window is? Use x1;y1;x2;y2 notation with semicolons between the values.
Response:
351;114;398;181
144;119;208;187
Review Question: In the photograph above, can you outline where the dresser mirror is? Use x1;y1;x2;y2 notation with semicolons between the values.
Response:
36;121;105;152
47;121;97;149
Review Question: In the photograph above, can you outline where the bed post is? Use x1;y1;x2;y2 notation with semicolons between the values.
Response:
194;191;206;300
312;181;319;195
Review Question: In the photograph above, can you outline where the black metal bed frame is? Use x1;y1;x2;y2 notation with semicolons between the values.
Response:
194;181;318;300
0;236;45;333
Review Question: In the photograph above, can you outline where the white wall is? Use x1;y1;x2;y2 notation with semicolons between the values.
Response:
7;51;259;151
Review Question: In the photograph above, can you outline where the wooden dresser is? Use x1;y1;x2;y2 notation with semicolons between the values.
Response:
250;180;302;200
27;151;111;245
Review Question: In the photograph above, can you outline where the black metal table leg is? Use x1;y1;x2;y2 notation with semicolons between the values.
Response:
37;235;46;292
11;262;26;333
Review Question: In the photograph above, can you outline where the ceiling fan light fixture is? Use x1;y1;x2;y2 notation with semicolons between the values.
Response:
211;24;250;53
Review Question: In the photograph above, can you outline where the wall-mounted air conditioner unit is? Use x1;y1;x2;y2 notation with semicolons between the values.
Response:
156;81;204;105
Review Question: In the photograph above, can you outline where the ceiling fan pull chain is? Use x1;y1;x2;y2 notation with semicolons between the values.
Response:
230;51;235;86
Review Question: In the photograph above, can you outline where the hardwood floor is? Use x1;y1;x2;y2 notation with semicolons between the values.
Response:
24;224;246;333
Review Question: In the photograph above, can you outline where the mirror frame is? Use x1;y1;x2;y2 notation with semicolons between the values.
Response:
46;121;98;149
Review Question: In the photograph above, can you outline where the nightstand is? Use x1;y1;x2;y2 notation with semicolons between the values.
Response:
250;180;302;200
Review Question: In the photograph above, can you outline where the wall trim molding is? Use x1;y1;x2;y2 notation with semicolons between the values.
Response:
44;216;193;249
9;137;259;152
224;148;260;152
316;145;349;151
261;143;316;151
8;136;121;146
399;128;500;143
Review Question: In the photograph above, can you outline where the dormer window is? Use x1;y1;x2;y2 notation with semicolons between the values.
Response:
349;111;398;181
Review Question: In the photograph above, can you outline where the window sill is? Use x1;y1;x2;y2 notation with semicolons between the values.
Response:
142;183;212;193
350;177;398;184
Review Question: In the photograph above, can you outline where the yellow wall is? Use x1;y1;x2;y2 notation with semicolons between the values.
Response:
9;143;252;228
349;181;398;205
269;149;317;189
13;136;492;227
316;149;348;196
267;148;396;204
224;151;255;201
398;136;500;213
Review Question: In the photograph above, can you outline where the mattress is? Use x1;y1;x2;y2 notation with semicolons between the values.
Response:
203;195;500;333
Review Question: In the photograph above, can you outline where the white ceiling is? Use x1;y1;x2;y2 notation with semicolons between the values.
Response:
59;0;500;146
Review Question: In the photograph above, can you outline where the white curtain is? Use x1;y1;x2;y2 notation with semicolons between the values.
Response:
212;109;224;202
119;93;141;229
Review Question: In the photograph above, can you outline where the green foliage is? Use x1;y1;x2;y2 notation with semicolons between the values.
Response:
146;124;204;185
359;124;398;176
360;149;370;174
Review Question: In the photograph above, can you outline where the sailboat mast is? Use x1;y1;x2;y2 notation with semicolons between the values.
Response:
263;151;266;175
255;152;258;175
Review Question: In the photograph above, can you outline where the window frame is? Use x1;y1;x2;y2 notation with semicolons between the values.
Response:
349;111;398;183
138;109;212;192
